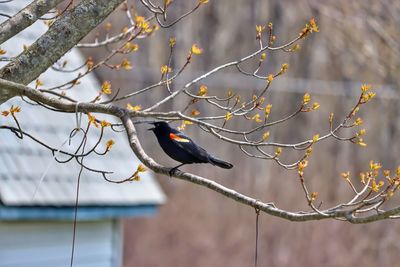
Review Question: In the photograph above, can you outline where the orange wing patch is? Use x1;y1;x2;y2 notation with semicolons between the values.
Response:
169;133;190;143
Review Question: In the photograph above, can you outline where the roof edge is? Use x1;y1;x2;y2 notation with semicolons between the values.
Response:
0;205;159;221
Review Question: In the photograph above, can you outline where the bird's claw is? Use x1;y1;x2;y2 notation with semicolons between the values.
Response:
168;167;178;177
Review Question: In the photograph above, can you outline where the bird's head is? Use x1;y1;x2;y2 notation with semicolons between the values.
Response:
147;121;170;132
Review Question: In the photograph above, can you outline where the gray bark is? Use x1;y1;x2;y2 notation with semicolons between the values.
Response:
0;0;124;104
0;0;64;46
0;77;398;224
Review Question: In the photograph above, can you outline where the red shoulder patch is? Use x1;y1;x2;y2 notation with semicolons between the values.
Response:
169;133;190;142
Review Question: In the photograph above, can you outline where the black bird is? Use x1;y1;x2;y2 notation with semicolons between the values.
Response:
149;121;233;175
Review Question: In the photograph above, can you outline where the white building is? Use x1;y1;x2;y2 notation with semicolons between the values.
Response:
0;1;165;266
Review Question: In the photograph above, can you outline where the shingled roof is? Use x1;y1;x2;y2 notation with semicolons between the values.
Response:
0;2;165;218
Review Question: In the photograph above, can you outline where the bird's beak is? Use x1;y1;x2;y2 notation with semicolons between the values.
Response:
147;122;155;131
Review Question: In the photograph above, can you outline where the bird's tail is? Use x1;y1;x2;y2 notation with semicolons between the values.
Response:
208;156;233;169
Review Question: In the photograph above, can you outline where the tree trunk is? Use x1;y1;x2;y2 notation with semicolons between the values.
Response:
0;0;124;105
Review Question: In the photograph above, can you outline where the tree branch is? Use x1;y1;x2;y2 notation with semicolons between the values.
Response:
0;0;65;46
0;0;125;104
0;78;396;224
120;113;400;224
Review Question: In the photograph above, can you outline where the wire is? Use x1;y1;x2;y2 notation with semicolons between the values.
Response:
254;207;260;267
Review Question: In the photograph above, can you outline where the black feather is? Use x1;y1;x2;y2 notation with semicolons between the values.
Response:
150;122;234;171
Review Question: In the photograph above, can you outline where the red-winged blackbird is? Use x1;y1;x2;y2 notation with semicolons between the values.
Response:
149;121;233;175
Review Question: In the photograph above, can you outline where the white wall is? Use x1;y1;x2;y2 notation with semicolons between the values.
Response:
0;220;121;267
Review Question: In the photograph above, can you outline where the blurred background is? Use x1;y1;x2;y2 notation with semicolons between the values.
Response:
81;0;400;266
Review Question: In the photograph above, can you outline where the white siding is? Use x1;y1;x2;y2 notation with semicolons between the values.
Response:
0;220;121;267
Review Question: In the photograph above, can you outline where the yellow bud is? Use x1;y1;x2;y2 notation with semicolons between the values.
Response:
303;93;311;105
160;65;172;75
341;171;350;180
198;85;207;96
309;18;319;33
312;102;320;110
35;79;44;88
357;141;367;147
132;174;141;181
367;91;376;100
383;170;390;177
298;160;308;171
106;139;115;151
361;84;371;93
252;113;262;123
264;104;272;117
310;191;318;201
124;42;139;52
369;160;382;171
360;172;366;184
306;147;313;156
100;120;111;127
191;109;200;116
357;129;366;136
191;44;203;55
169;37;176;48
10;105;21;114
371;180;383;192
121;59;132;70
352;107;360;116
354;117;363;126
329;113;334;124
137;164;147;173
101;81;112;95
127;104;142;111
280;63;289;74
260;53;266;61
291;44;301;52
225;112;232;121
87;113;99;127
262;131;270;141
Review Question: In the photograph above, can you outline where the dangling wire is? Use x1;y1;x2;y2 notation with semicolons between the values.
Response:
254;206;260;267
70;101;84;267
71;102;82;141
32;137;69;199
70;156;84;267
69;129;87;267
32;102;82;199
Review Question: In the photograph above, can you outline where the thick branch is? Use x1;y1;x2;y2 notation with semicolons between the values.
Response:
0;78;125;115
122;114;330;221
0;0;64;46
119;115;400;223
0;0;124;104
1;78;398;223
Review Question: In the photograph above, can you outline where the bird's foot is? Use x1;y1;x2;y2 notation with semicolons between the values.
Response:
168;167;179;177
168;164;185;177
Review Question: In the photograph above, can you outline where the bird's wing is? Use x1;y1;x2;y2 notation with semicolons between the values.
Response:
168;132;192;143
168;132;209;161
